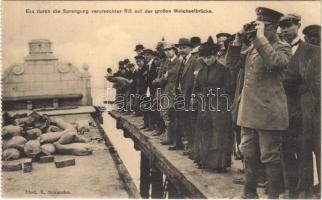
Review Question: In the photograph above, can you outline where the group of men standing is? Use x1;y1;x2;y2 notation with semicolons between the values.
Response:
107;6;321;199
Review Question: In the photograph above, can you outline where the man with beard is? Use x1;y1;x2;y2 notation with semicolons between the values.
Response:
303;25;321;46
280;14;321;198
174;38;202;153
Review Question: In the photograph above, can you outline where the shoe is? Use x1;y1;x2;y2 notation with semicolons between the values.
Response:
265;161;284;199
140;126;148;130
146;128;153;132
182;150;190;156
152;131;163;137
242;158;260;199
233;177;245;185
161;140;172;145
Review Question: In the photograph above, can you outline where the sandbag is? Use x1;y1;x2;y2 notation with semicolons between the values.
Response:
46;125;61;132
74;135;89;143
24;139;41;158
39;131;65;144
57;130;77;144
2;125;23;138
41;143;56;155
2;136;27;151
53;118;74;130
75;119;90;134
2;148;21;161
26;128;42;140
13;117;29;126
54;143;93;156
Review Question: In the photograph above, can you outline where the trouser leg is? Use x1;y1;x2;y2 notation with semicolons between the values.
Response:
258;130;284;199
239;127;260;198
282;133;299;197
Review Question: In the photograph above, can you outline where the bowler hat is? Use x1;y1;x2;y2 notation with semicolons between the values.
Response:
123;59;130;65
256;7;283;23
303;24;321;36
143;49;154;55
134;44;144;51
134;55;144;60
190;37;201;47
175;38;193;47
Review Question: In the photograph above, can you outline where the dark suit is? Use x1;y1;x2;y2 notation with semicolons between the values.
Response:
283;40;321;197
144;59;159;129
133;67;148;115
158;57;181;144
176;55;202;151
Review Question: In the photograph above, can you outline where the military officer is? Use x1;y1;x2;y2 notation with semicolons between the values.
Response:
280;14;321;198
226;7;292;198
302;25;321;46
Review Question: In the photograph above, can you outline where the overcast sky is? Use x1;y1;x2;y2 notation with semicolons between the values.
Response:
3;1;320;98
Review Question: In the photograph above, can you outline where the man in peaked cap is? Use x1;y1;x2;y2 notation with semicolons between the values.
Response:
134;44;145;55
303;25;321;46
173;37;202;154
216;32;232;65
280;14;321;198
226;7;291;198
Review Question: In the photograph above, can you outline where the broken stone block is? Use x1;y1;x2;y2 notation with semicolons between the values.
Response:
23;159;33;173
55;159;75;168
39;155;55;163
2;161;22;172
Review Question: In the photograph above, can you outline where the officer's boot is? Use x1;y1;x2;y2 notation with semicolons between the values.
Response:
265;161;284;199
242;158;259;199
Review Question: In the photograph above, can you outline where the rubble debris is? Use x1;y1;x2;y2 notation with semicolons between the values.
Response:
2;136;27;151
46;125;61;132
2;161;22;172
54;142;93;156
23;159;33;173
2;111;94;163
40;143;56;155
2;148;21;161
75;119;90;134
24;139;41;158
2;125;23;138
25;128;42;140
39;155;55;163
55;158;76;168
53;118;74;130
40;131;66;144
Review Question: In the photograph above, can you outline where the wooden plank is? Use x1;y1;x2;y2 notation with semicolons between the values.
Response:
109;110;266;199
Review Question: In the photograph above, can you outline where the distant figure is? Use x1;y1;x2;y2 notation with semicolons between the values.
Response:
104;67;115;105
302;24;321;46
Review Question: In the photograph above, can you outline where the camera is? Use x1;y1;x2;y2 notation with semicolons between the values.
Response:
242;21;258;44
